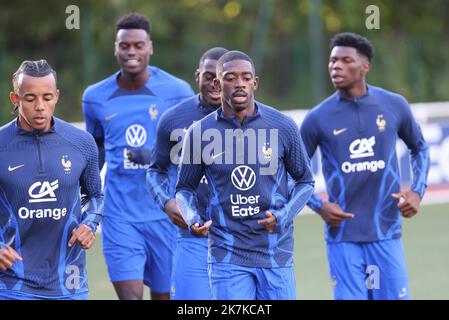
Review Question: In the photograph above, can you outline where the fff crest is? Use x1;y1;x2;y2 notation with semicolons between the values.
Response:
262;143;272;160
61;155;72;174
149;104;158;120
376;114;386;132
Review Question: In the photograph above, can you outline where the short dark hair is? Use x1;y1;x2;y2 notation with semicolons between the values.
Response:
116;12;151;34
12;59;57;93
199;47;229;66
330;32;374;62
216;50;255;75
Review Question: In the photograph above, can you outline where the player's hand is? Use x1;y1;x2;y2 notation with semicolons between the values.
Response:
125;147;152;165
318;202;354;227
125;148;132;160
164;199;188;229
258;210;277;233
191;220;212;237
0;246;22;271
68;224;96;249
391;190;421;218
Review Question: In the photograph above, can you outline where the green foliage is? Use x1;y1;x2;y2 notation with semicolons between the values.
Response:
0;0;448;124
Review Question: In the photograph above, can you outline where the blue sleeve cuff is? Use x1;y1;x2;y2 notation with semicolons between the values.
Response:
307;195;324;213
272;209;286;233
412;184;426;199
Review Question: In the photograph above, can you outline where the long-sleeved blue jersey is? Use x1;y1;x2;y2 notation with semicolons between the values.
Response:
0;117;103;297
176;103;315;268
300;85;430;243
147;94;216;238
82;66;193;222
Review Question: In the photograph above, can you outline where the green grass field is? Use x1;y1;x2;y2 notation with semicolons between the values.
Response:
87;203;449;300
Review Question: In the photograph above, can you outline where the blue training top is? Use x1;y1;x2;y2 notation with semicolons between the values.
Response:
176;102;315;268
0;117;103;297
300;85;430;243
82;66;194;222
147;94;217;238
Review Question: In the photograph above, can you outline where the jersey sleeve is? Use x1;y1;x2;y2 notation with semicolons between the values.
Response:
79;134;104;233
82;92;105;169
397;97;430;198
271;117;315;232
147;113;176;210
300;111;325;213
166;82;195;108
175;125;204;227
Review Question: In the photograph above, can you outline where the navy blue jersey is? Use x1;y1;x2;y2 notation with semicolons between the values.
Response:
0;117;103;297
147;94;217;238
300;85;430;243
82;66;194;222
176;102;315;268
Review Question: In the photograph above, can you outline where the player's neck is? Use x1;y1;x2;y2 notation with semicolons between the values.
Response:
338;80;367;98
118;69;149;90
223;102;255;124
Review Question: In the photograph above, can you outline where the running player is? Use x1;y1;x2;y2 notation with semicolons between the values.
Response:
82;13;193;300
300;32;430;300
147;47;228;299
176;51;314;300
0;60;103;300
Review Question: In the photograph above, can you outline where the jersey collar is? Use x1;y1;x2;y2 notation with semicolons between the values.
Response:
337;84;372;102
216;102;262;127
197;94;220;115
15;116;57;136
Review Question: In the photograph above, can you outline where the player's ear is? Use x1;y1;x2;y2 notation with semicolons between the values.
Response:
195;69;200;85
114;42;118;57
253;76;259;91
148;40;153;56
361;57;370;76
55;89;60;102
9;92;18;106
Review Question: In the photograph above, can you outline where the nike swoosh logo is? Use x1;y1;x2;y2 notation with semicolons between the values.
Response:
333;128;348;136
8;164;24;172
398;290;408;298
104;113;118;121
211;152;224;160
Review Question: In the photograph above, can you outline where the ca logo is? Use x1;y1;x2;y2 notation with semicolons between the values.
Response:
349;136;375;159
231;165;256;191
28;180;59;203
125;124;147;147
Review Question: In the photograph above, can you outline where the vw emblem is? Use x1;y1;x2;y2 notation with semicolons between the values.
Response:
125;124;147;147
231;165;256;191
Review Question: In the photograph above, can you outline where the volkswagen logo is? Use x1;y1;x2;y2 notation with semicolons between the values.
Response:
125;124;147;147
231;165;256;191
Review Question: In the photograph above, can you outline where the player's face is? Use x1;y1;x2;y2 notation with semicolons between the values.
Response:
10;74;59;132
115;29;153;75
328;46;369;90
216;59;258;113
196;59;221;107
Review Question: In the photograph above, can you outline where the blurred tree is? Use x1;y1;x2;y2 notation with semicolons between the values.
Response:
0;0;448;125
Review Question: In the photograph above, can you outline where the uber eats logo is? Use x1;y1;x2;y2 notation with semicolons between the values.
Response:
341;136;386;174
18;180;67;221
230;166;260;217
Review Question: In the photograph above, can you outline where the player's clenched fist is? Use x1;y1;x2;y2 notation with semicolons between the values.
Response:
0;246;22;271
